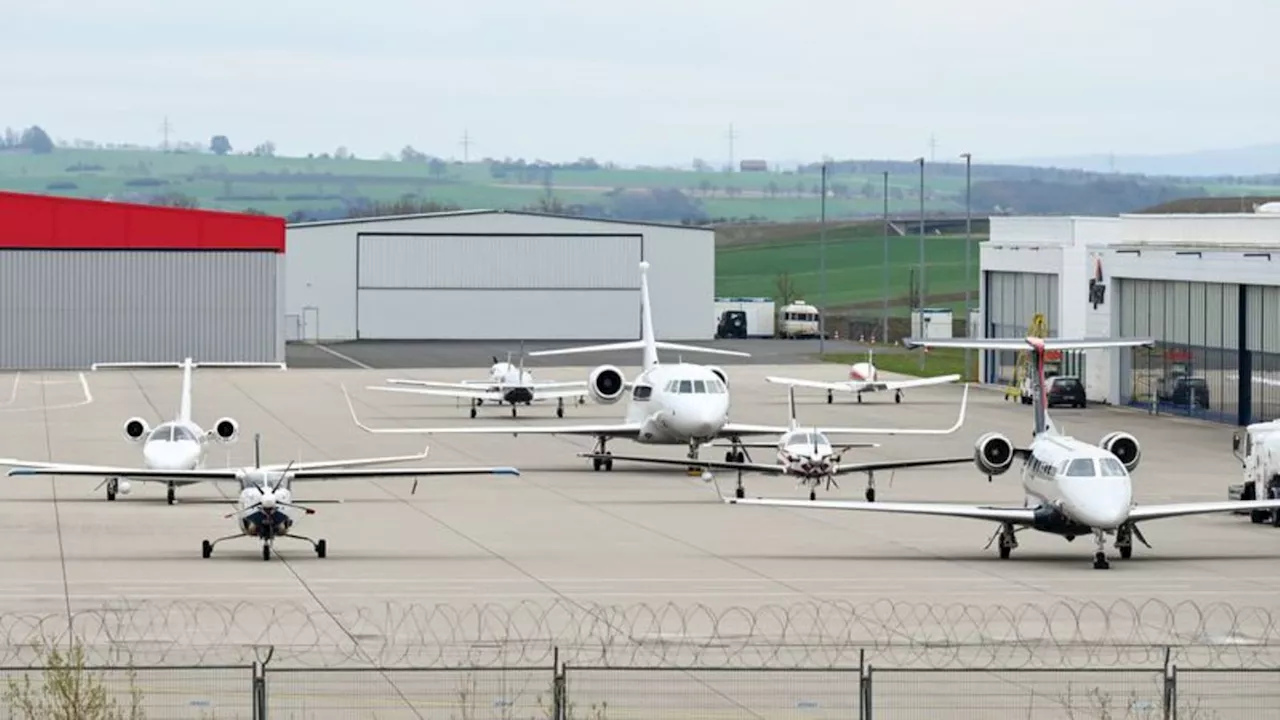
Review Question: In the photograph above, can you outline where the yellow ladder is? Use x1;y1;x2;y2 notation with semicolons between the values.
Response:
1004;312;1049;400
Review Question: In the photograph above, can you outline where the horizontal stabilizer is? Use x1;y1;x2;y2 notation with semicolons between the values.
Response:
903;336;1154;352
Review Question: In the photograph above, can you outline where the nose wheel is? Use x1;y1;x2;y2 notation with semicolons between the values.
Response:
1092;531;1110;569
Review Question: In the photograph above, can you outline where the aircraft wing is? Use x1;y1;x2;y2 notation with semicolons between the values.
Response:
287;466;520;481
344;385;641;437
3;460;243;484
766;375;961;393
527;381;589;390
903;337;1155;352
725;495;1037;524
834;456;974;475
580;452;786;475
1128;499;1280;523
386;379;486;389
369;385;501;402
260;447;432;472
723;384;969;437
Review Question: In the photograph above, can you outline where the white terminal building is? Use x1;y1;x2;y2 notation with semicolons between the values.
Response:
283;210;714;342
979;206;1280;427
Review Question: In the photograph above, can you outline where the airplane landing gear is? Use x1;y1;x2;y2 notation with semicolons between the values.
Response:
105;477;118;501
894;391;902;404
1092;530;1110;569
865;472;877;502
557;398;565;418
262;543;272;561
1115;525;1134;559
590;437;613;471
166;482;175;506
856;394;862;404
470;399;478;419
828;390;834;404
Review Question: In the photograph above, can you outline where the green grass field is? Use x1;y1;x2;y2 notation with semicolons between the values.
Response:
715;225;983;314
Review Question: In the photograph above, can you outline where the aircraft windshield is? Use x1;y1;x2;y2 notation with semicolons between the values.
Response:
171;426;198;442
1064;458;1096;477
1098;457;1127;477
667;379;727;394
148;425;173;442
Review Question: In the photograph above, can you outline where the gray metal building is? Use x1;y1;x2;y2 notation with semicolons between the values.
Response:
284;210;715;341
0;191;286;370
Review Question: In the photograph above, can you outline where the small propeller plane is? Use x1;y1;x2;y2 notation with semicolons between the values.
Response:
766;348;960;404
583;385;973;501
158;434;519;560
369;347;588;418
728;335;1280;570
0;357;283;505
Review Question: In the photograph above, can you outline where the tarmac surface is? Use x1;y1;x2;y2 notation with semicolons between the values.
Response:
0;359;1272;718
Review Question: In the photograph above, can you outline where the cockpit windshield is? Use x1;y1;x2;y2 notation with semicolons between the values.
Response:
171;426;198;442
1064;458;1096;477
666;379;726;394
1098;457;1127;477
148;425;173;442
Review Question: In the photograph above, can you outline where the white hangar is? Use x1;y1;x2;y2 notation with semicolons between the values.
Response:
284;210;714;342
978;211;1280;426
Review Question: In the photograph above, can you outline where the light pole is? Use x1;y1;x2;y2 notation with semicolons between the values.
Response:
819;160;828;354
881;170;889;344
961;152;972;380
914;157;925;314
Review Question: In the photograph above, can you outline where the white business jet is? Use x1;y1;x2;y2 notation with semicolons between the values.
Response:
343;261;972;472
766;348;960;404
727;335;1280;570
370;349;588;418
182;434;519;561
0;357;280;505
582;384;973;500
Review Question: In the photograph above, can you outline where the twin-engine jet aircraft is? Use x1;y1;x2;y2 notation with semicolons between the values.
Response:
344;261;972;471
369;349;588;418
0;358;282;505
728;336;1280;569
582;384;973;500
766;348;960;404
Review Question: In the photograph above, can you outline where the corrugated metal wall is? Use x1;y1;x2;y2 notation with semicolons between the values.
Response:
984;270;1059;383
354;232;643;339
0;250;279;369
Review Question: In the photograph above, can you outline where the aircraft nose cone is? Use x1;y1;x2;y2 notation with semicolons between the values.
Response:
669;405;723;438
144;441;196;470
1065;484;1132;529
261;492;277;510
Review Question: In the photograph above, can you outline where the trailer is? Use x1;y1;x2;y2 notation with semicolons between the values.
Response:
779;301;820;338
714;297;775;338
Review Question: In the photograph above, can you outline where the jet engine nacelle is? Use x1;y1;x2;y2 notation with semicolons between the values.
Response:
588;365;626;405
117;480;132;495
1100;431;1141;472
213;417;239;443
123;417;150;443
974;431;1016;476
705;366;728;389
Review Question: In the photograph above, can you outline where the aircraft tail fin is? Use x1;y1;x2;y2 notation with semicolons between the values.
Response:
787;385;799;430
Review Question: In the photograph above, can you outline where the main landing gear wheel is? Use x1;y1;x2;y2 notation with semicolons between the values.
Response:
316;539;327;558
809;489;817;501
201;540;212;559
511;406;518;418
166;483;175;506
894;391;902;404
469;407;477;418
856;394;862;404
592;456;614;471
865;488;876;502
105;478;118;501
828;391;834;405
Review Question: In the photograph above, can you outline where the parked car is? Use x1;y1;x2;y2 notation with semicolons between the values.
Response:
1045;375;1087;408
1158;376;1210;409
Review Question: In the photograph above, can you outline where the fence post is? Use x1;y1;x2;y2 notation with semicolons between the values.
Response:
252;661;267;720
857;649;865;720
553;646;565;720
1164;662;1177;720
862;662;873;720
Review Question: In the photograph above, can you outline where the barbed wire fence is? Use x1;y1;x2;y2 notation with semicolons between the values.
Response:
3;598;1280;671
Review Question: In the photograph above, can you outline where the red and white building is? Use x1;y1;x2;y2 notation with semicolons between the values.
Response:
0;191;286;369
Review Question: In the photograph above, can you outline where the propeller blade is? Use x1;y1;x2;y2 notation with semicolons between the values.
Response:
272;459;295;493
411;477;419;495
254;433;262;468
280;502;316;515
227;502;261;519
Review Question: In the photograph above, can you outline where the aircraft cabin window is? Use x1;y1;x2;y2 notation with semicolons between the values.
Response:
149;426;173;442
1099;458;1127;477
679;380;693;394
1065;458;1096;477
171;426;197;442
693;380;706;393
633;385;652;401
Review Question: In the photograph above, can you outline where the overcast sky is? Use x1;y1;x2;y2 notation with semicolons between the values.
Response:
5;0;1277;166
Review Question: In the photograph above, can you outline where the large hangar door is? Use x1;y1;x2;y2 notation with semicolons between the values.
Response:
356;233;643;340
984;271;1059;384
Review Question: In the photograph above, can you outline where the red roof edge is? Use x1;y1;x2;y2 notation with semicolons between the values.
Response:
0;190;285;252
